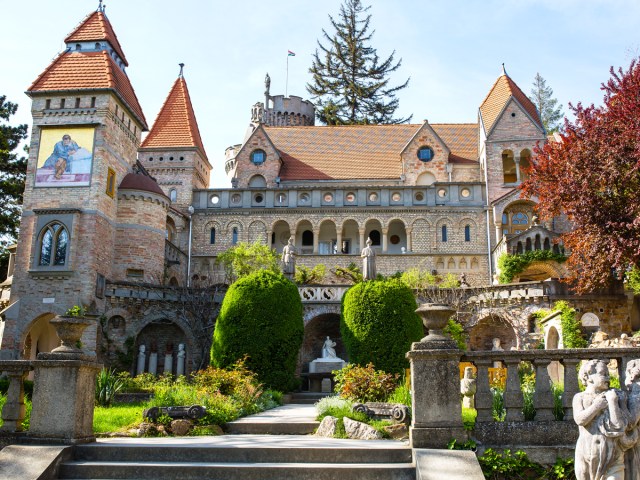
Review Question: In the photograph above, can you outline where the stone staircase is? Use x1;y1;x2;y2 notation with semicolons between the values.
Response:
288;391;331;404
56;435;416;480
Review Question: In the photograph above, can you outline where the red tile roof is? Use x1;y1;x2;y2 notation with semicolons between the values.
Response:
28;51;147;129
65;11;128;66
140;77;208;161
479;74;543;135
264;123;478;181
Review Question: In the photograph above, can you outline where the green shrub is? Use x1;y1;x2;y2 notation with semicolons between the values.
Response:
333;363;399;402
553;300;587;348
340;279;423;374
95;368;125;407
479;449;544;479
294;264;326;285
386;383;411;407
444;318;467;350
491;387;506;422
497;251;567;284
315;395;353;417
211;270;304;392
627;266;640;294
461;407;477;431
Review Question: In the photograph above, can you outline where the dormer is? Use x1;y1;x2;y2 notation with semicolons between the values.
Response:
230;124;282;189
400;121;451;186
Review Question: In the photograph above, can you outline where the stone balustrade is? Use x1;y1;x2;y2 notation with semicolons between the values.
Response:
0;361;33;434
298;285;348;303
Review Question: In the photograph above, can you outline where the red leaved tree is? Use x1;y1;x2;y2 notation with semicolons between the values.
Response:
522;60;640;293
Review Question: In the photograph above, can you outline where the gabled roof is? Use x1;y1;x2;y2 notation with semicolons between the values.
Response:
140;77;209;162
65;10;128;66
264;123;478;181
479;74;543;135
28;51;147;129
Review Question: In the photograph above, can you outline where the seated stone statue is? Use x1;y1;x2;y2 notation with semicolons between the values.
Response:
573;359;628;480
322;336;337;358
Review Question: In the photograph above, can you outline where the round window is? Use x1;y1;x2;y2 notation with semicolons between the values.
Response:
417;146;435;162
345;192;356;202
250;149;266;165
299;192;310;203
254;194;264;203
415;192;424;201
460;188;471;198
391;192;402;202
369;192;379;202
390;235;400;245
231;193;241;204
438;188;447;198
324;193;333;202
210;194;220;205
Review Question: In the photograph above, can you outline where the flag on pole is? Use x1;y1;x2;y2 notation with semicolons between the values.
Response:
288;50;296;56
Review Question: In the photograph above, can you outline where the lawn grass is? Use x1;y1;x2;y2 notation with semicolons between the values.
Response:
93;402;146;434
462;406;477;430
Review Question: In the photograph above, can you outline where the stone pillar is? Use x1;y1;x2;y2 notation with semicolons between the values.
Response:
407;305;466;448
562;358;581;421
28;353;101;444
358;229;366;253
0;363;31;433
313;229;319;254
406;228;412;252
533;358;555;421
290;230;297;248
474;359;494;422
515;156;521;183
382;228;388;253
336;230;343;254
266;229;273;246
495;223;503;243
504;358;524;421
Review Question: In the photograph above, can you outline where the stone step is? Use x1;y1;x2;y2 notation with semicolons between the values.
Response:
288;392;331;404
59;461;416;480
223;420;320;434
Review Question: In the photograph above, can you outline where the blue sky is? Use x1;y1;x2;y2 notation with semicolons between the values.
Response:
2;0;639;187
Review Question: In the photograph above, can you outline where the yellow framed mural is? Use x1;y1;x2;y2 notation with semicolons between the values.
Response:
35;126;96;187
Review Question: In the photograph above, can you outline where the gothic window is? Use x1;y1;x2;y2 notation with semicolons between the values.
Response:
38;222;69;266
302;230;313;246
232;227;238;245
369;230;381;246
441;225;448;242
210;228;216;244
502;150;516;183
464;225;471;242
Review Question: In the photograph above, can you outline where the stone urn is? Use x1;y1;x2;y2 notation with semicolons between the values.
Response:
415;303;456;345
49;315;93;355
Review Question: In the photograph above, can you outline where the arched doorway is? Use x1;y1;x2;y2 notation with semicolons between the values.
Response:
469;315;518;351
299;313;345;374
23;313;59;361
135;320;189;376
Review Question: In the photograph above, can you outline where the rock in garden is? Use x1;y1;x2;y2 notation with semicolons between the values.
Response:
316;416;338;437
170;419;194;436
137;422;159;437
383;423;408;440
343;417;383;440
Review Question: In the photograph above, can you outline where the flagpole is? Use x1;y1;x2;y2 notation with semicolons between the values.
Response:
286;54;289;97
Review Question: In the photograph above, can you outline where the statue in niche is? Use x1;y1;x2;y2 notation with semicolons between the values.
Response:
322;336;337;358
573;359;628;480
281;237;296;279
176;343;186;377
460;366;476;409
459;272;470;288
361;237;376;280
136;345;146;375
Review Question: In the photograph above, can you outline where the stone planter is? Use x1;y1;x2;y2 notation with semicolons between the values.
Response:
415;303;456;343
49;315;93;355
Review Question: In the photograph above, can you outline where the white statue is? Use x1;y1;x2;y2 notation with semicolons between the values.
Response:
491;338;503;369
136;345;146;375
149;346;158;375
361;237;376;280
322;336;337;358
176;343;186;377
460;366;477;409
281;237;296;278
573;359;628;480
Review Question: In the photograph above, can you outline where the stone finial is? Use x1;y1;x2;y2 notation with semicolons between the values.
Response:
179;63;185;78
502;63;508;76
98;0;104;12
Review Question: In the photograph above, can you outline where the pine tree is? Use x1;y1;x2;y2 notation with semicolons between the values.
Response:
0;95;28;277
306;0;411;125
529;73;564;133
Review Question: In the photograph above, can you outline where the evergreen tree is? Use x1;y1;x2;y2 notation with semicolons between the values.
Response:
529;73;564;133
0;96;28;278
306;0;411;125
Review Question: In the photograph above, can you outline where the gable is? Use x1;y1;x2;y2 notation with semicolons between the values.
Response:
489;99;545;141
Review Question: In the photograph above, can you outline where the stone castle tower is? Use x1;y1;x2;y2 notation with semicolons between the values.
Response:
0;6;169;359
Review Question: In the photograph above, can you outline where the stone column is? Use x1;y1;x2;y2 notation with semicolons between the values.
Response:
313;229;319;254
290;230;297;248
533;358;555;421
406;228;413;252
0;363;31;433
504;358;524;421
561;358;581;421
359;229;366;253
382;228;389;253
266;229;273;247
28;353;101;444
515;156;521;183
495;223;503;243
336;230;343;254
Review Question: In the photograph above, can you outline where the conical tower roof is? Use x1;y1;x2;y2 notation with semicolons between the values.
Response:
141;74;209;162
65;9;128;66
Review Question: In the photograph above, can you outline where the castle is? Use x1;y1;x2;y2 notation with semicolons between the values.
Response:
1;6;631;374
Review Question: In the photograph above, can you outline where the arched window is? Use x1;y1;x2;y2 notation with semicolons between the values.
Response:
39;222;69;266
302;230;313;246
525;237;532;252
232;227;238;245
543;238;551;251
249;175;266;188
210;227;216;244
169;189;177;202
441;225;448;242
519;149;532;181
464;225;471;242
369;230;381;246
502;150;516;183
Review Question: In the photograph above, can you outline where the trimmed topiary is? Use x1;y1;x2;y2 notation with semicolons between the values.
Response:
211;270;304;392
340;279;423;374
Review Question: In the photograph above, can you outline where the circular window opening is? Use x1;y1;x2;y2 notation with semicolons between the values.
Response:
179;156;184;161
369;192;379;202
323;193;333;202
438;188;447;198
390;235;400;245
149;157;153;161
299;193;310;203
345;192;356;202
391;192;402;202
417;146;435;162
159;157;164;161
460;188;471;198
254;194;264;203
169;156;174;161
231;193;242;204
251;149;266;165
210;194;220;205
415;192;425;201
511;112;516;117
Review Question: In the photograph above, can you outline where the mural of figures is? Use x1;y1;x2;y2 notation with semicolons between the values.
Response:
35;127;95;187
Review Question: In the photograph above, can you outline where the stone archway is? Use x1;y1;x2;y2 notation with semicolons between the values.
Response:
135;319;189;376
469;315;518;351
299;313;345;374
22;313;59;361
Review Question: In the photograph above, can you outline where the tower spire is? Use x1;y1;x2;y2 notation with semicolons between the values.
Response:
179;63;185;78
98;0;104;13
501;63;508;77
